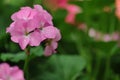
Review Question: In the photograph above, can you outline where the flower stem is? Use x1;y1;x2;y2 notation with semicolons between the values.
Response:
104;55;110;80
24;48;30;80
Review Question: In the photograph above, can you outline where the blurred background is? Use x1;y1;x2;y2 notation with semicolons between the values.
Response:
0;0;120;80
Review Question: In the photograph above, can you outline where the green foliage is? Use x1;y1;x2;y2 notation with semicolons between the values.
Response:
1;52;26;62
0;46;43;62
30;55;86;80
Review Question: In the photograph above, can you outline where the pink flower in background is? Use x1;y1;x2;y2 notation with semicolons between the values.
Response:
89;28;96;38
111;32;119;41
43;0;68;10
57;0;68;8
115;0;120;19
78;23;87;31
7;4;61;56
65;4;81;24
43;0;81;24
103;34;111;42
0;63;24;80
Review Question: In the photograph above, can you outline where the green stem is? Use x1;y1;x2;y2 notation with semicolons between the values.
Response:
24;48;30;80
118;20;120;47
104;55;111;80
115;75;120;80
93;51;101;80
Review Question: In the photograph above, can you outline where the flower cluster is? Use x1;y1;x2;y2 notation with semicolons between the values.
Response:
7;5;61;56
88;28;119;42
0;63;24;80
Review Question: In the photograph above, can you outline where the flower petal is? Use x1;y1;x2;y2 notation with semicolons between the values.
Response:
42;26;57;39
0;63;10;79
44;46;53;56
29;31;45;46
51;41;58;49
18;36;30;50
10;66;25;80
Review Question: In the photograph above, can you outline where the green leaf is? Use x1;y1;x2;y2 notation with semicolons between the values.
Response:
0;52;26;62
31;46;43;57
4;0;25;6
0;46;44;62
38;55;86;80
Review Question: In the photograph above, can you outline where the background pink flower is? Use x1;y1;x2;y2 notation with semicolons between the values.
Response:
0;63;24;80
115;0;120;19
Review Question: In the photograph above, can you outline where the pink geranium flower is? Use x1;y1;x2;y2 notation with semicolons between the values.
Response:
7;5;61;56
0;63;24;80
7;5;54;50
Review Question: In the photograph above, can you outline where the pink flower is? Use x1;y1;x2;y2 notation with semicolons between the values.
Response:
115;0;120;19
7;4;61;56
7;20;42;50
43;0;68;10
103;34;111;42
111;32;119;41
89;28;96;38
7;5;54;50
0;63;24;80
44;27;61;56
56;0;68;8
65;4;81;24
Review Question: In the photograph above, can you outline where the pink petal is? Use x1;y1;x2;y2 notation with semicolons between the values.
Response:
11;12;18;21
17;7;32;20
42;26;57;39
13;20;26;33
51;41;58;49
57;0;68;7
0;63;25;80
10;66;24;80
26;19;39;32
65;4;81;14
11;7;37;21
0;63;10;79
65;4;82;24
6;22;15;33
44;40;58;56
29;31;45;46
11;36;22;43
34;5;53;26
65;13;75;24
44;46;53;56
54;28;61;41
34;5;43;11
18;36;30;50
43;10;53;22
